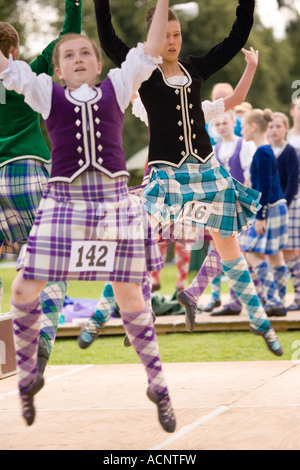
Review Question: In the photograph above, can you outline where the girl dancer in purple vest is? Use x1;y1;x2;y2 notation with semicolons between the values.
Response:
0;0;176;433
0;0;81;381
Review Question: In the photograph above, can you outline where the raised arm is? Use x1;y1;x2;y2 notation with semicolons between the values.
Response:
93;0;130;67
199;0;255;81
30;0;82;76
223;47;258;111
143;0;168;58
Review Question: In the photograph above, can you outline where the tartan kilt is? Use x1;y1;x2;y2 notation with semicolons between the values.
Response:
285;195;300;249
242;200;288;254
0;160;49;254
20;171;163;282
141;155;261;245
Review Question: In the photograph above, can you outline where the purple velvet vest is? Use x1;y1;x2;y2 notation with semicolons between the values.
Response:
215;138;244;183
45;80;129;182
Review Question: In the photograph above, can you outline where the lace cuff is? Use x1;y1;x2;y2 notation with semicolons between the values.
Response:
132;96;148;126
202;98;225;123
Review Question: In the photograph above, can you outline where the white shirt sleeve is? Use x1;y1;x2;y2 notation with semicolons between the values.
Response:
108;43;162;114
202;98;225;124
240;140;256;181
0;55;52;120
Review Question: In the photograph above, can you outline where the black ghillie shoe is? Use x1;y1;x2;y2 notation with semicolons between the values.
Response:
20;375;45;426
203;299;221;312
177;290;197;332
123;334;131;347
286;301;300;312
210;304;241;316
78;319;105;349
147;387;176;433
264;304;286;317
249;323;283;357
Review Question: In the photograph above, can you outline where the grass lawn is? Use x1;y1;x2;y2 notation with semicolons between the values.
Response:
1;260;299;364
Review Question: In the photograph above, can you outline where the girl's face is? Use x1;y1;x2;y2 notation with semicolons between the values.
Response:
290;101;300;124
161;20;182;63
55;37;102;90
268;117;288;147
213;114;236;140
241;118;255;142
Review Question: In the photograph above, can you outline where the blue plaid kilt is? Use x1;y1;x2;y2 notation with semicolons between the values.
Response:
241;199;288;254
0;160;49;254
20;171;163;282
141;155;261;245
285;195;300;249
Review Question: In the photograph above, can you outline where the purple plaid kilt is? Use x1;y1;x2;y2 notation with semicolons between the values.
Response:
242;199;288;254
20;171;163;282
286;195;300;249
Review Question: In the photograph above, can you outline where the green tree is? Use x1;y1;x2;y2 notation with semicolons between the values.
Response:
3;0;300;160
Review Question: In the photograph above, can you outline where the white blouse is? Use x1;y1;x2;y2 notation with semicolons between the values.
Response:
0;43;162;120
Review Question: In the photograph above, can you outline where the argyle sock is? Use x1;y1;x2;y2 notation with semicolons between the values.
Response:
184;247;222;302
287;257;300;303
0;276;2;313
120;306;168;396
91;282;115;326
39;281;68;358
272;265;288;303
249;265;265;303
211;272;222;301
175;243;191;291
253;261;282;307
221;255;271;332
11;297;42;392
143;273;153;309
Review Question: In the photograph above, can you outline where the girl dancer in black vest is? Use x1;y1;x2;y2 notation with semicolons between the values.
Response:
93;0;283;357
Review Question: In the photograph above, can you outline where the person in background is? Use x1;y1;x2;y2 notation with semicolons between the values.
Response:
285;99;300;311
204;110;256;316
241;108;289;317
268;111;300;311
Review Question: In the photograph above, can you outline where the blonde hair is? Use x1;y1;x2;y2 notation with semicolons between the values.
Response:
0;22;19;58
272;111;289;129
211;83;234;101
234;102;253;116
244;108;273;133
52;33;102;69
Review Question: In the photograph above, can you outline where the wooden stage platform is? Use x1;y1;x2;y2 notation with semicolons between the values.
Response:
57;293;300;338
1;294;300;451
1;360;300;450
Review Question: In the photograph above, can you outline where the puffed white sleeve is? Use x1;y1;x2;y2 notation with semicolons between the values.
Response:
0;55;52;119
202;98;225;123
108;43;162;114
132;95;149;127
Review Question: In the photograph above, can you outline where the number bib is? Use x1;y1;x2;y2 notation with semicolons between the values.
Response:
179;201;213;224
69;241;117;272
